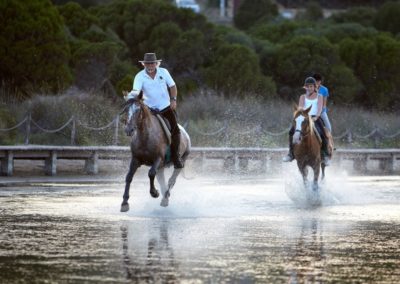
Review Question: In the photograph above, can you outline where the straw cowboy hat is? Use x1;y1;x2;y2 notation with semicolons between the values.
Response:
139;53;162;63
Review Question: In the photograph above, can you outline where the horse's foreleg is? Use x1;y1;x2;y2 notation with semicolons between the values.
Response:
156;168;169;207
312;165;320;192
121;158;140;212
321;163;326;181
149;158;161;198
298;163;308;188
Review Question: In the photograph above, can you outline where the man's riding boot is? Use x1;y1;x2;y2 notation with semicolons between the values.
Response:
171;133;184;169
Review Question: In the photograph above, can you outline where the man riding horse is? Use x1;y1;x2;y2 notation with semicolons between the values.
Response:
283;77;331;166
127;52;184;169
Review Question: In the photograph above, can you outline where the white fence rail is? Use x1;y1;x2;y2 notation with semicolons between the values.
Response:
1;146;399;176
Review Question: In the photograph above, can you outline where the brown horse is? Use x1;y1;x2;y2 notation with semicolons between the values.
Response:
120;92;191;212
292;106;326;191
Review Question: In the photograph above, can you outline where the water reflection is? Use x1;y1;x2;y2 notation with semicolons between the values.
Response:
287;218;326;283
120;220;178;282
0;177;400;282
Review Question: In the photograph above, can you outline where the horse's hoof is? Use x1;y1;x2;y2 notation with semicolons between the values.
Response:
150;188;159;198
120;203;129;212
160;198;169;207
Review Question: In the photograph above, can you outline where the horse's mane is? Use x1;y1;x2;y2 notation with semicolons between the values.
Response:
136;99;151;131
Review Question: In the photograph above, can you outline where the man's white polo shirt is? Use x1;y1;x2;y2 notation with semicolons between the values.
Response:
132;67;175;110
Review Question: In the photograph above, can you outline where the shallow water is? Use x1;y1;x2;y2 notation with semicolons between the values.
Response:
1;175;400;283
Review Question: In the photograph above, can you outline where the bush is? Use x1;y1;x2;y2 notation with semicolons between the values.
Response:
0;105;17;145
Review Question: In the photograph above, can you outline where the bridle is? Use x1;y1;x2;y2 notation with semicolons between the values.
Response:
294;114;312;139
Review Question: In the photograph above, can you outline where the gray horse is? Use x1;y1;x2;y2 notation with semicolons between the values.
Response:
120;92;191;212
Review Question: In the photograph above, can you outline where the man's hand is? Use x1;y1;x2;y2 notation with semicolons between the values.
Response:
170;100;177;110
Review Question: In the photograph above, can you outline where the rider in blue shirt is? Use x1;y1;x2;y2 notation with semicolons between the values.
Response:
313;73;332;133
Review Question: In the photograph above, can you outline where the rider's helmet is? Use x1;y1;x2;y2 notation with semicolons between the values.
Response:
304;77;317;86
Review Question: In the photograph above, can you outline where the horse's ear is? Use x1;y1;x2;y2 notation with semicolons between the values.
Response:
304;105;312;114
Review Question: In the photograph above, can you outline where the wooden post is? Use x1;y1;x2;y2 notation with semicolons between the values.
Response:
85;151;99;175
24;113;31;145
114;115;119;145
238;157;249;173
234;152;240;173
353;155;368;173
70;116;76;145
0;151;14;176
45;151;57;176
200;151;206;173
379;154;394;174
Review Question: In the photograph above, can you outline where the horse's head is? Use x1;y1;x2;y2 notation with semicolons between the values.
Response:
121;90;148;136
292;105;314;144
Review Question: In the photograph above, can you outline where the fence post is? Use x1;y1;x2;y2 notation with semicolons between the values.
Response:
24;113;31;145
372;126;382;149
114;115;119;145
71;116;76;145
346;129;353;144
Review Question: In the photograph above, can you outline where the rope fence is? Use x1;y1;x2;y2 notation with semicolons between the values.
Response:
1;114;400;147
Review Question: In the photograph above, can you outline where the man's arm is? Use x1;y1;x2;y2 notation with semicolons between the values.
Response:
169;85;178;110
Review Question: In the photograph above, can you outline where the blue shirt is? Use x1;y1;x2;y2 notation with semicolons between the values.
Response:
318;85;329;113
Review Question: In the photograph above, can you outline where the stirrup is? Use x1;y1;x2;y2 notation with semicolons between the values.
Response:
282;154;294;162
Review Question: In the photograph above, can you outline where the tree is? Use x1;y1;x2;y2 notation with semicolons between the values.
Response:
234;0;278;30
57;2;99;38
329;6;377;27
203;44;276;98
296;1;324;22
374;1;400;36
338;34;400;109
0;0;72;97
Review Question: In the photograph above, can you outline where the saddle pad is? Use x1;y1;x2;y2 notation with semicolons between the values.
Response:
156;114;171;145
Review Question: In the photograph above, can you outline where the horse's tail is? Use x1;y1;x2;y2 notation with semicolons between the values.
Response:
178;124;194;180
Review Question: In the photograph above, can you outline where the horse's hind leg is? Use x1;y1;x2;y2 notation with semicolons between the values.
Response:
121;158;140;212
149;158;161;198
156;169;169;207
167;151;188;190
